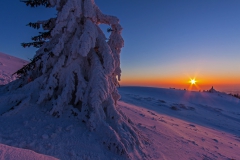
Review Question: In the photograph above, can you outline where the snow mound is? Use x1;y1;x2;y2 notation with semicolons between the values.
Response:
0;52;28;85
0;143;58;160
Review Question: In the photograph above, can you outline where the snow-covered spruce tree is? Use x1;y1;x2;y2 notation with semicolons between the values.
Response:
0;0;146;158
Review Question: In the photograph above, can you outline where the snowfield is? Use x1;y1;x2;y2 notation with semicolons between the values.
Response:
0;53;240;159
118;87;240;160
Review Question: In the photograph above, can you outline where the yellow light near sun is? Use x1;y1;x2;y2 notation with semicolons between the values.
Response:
191;79;196;84
189;78;197;85
187;78;200;91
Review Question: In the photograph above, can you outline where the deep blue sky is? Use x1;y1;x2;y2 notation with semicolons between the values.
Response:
0;0;240;91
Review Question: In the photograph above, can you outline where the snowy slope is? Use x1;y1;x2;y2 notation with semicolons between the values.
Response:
118;87;240;159
0;143;57;160
0;53;240;159
0;87;239;160
119;87;240;136
0;52;28;85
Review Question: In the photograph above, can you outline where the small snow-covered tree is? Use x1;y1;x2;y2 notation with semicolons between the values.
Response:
0;0;145;158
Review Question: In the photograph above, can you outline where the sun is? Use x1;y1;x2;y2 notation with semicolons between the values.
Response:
190;78;196;85
188;77;200;90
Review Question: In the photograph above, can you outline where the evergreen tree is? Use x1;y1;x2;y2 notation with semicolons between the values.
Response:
0;0;146;158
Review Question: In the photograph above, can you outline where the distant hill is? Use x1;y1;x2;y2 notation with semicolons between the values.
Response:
0;52;28;85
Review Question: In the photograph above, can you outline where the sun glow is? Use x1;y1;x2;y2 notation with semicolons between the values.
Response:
187;77;199;90
190;79;196;85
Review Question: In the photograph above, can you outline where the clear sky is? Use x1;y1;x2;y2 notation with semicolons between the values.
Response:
0;0;240;93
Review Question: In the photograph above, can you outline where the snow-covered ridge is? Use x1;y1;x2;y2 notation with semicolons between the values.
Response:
0;143;58;160
0;52;28;85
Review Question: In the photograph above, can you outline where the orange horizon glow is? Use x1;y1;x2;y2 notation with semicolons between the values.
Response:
120;75;240;92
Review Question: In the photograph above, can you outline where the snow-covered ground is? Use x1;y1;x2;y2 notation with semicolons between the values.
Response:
0;143;57;160
0;53;240;159
0;52;28;85
119;87;240;160
119;87;240;136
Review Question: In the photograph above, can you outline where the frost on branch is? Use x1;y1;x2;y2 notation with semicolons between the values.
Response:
0;0;146;158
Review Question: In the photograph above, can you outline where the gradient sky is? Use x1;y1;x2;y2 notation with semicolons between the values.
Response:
0;0;240;92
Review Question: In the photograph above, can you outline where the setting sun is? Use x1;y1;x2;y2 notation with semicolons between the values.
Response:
190;79;196;85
